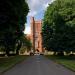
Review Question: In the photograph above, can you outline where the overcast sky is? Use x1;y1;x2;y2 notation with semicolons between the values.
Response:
24;0;54;34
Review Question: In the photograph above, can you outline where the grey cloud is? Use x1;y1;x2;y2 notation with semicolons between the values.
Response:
27;0;54;16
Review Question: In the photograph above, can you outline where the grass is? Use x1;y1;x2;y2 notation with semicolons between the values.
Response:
46;55;75;72
0;55;28;73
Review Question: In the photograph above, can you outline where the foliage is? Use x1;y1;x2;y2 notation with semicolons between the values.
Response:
42;0;75;53
22;34;32;51
0;0;29;56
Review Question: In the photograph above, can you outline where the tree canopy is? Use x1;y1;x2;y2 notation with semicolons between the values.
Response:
42;0;75;54
0;0;29;56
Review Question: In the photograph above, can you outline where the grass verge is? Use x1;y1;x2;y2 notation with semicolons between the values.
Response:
0;55;28;73
46;55;75;72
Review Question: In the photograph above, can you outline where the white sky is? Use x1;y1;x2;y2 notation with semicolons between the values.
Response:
24;0;54;34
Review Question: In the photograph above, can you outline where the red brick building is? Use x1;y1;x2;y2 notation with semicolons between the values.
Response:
30;17;43;52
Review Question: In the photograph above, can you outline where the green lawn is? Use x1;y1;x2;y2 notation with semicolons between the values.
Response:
0;55;28;73
47;55;75;71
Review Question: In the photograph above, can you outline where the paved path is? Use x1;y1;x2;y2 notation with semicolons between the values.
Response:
2;55;75;75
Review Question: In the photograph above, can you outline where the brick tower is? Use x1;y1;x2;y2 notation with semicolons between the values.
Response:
30;17;43;52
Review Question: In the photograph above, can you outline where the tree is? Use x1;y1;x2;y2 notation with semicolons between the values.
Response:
42;0;75;55
22;34;32;51
0;0;29;56
16;34;32;55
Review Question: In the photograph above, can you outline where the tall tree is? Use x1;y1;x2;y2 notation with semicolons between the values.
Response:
0;0;29;56
42;0;75;54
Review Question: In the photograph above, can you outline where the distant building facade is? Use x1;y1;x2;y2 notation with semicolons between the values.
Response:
30;17;43;52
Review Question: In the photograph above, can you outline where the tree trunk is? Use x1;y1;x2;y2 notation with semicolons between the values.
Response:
53;51;57;55
6;48;10;56
16;41;22;55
